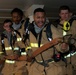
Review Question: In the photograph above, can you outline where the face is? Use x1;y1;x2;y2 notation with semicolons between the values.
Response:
3;22;12;32
59;10;71;21
12;12;22;24
33;12;46;28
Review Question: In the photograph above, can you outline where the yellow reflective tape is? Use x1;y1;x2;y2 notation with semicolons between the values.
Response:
30;43;43;47
5;60;15;64
17;38;22;41
0;52;3;54
26;46;31;51
63;21;70;31
26;43;43;51
5;47;12;50
30;43;38;47
21;52;27;55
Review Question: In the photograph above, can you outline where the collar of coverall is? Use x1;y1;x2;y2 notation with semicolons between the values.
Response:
12;20;24;30
33;22;47;34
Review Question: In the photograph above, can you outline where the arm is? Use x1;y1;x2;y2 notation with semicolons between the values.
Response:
51;24;69;53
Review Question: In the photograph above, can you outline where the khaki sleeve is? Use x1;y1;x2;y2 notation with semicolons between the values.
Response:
70;20;76;46
0;37;5;59
51;24;69;52
71;20;76;35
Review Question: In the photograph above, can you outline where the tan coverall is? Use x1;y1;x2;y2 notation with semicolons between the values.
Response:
12;20;28;75
0;30;28;75
56;19;76;75
26;24;67;75
13;30;28;75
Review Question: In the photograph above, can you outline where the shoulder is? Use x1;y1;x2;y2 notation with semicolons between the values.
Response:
72;20;76;23
28;22;34;31
50;24;58;30
69;16;76;25
52;19;60;27
21;18;29;24
21;20;25;24
1;31;6;36
0;31;6;40
70;20;76;31
71;20;76;27
43;23;57;32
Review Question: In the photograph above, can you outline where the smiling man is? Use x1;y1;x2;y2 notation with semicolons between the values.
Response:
24;8;68;75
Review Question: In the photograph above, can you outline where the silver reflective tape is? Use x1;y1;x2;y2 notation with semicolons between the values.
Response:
37;60;54;64
14;47;19;50
64;52;76;58
21;52;27;55
14;31;16;35
63;31;67;36
5;47;12;50
48;38;52;41
1;40;4;43
5;60;15;64
49;61;54;63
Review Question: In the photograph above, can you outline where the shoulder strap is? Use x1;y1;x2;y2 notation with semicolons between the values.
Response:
14;30;21;37
28;22;38;38
1;33;6;40
28;22;53;41
53;17;76;28
12;30;21;45
24;18;30;31
1;33;6;54
69;17;76;26
46;23;52;41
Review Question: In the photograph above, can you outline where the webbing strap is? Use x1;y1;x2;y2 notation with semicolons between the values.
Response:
36;59;54;67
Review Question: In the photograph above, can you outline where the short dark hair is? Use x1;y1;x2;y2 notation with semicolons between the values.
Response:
11;8;23;17
59;5;71;13
3;19;12;25
34;8;46;15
